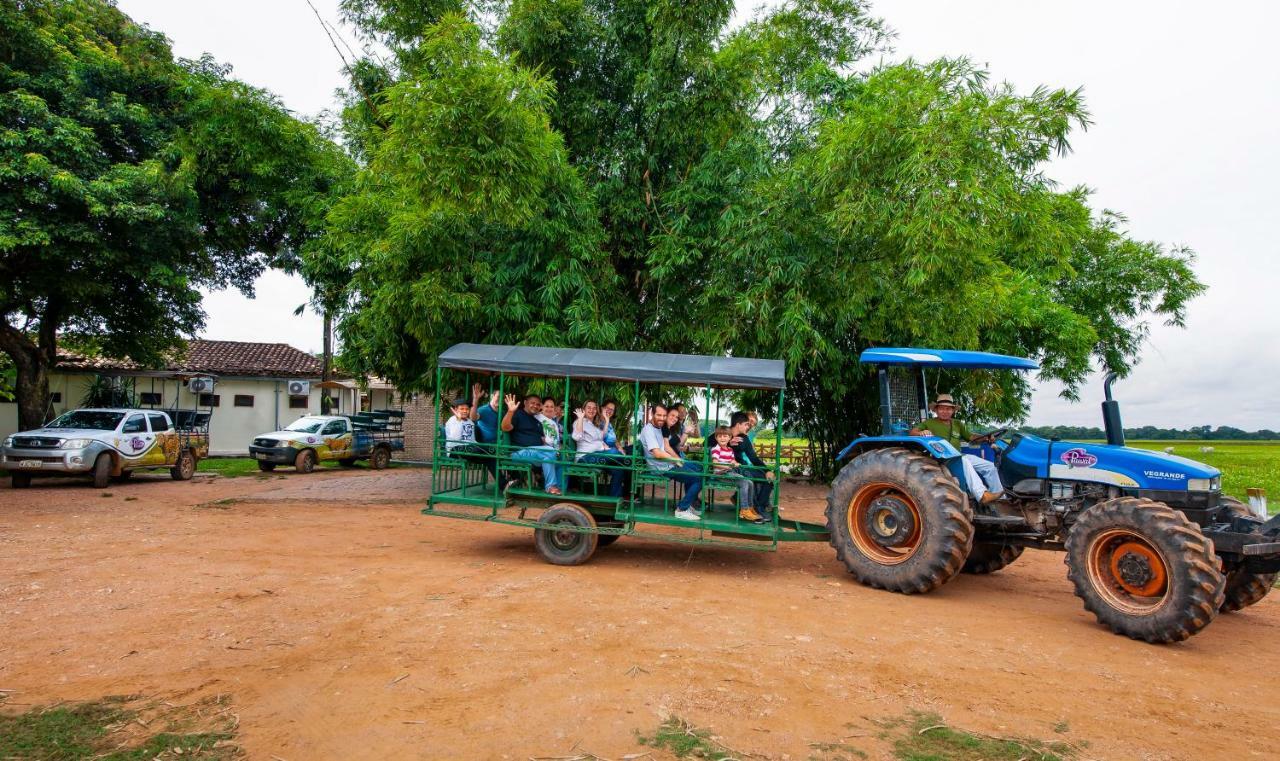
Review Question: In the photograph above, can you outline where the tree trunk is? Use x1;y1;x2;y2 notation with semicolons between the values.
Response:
320;309;333;414
0;329;52;432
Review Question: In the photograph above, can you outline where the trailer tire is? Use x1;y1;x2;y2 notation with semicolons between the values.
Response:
170;451;195;481
92;453;112;488
825;447;973;594
11;473;32;489
295;449;316;474
370;446;390;470
1066;497;1225;643
534;503;599;566
1219;497;1276;613
963;541;1024;574
258;462;276;472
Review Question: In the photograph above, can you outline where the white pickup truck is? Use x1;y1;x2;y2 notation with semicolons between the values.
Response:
1;408;210;489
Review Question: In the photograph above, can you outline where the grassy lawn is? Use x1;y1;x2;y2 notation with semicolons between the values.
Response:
1122;441;1279;503
196;457;417;478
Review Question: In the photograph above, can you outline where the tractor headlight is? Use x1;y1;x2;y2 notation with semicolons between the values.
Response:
1187;477;1220;492
59;438;92;449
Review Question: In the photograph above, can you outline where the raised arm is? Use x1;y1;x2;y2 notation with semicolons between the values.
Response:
500;394;518;432
469;383;484;422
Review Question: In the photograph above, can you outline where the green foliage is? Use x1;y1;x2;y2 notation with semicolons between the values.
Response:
0;0;347;429
635;716;735;760
893;711;1075;761
320;0;1205;477
80;374;137;408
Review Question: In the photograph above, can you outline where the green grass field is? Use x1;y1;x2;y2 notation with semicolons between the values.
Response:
196;457;413;478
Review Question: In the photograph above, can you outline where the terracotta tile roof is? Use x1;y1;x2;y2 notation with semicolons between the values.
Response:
57;340;331;379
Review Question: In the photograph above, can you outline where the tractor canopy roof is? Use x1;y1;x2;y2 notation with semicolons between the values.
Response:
438;343;786;390
859;348;1039;371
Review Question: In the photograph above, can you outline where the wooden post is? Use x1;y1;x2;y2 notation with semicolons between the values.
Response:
1247;487;1268;518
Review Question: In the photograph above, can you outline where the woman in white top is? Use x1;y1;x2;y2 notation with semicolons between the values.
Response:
571;400;627;498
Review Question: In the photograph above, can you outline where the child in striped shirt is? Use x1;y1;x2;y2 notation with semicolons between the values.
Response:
711;426;761;523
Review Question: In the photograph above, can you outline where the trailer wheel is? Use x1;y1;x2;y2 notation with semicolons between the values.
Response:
825;447;973;594
11;473;31;489
370;446;390;470
170;451;195;481
258;462;276;472
963;541;1024;574
295;449;316;474
534;503;599;566
1219;497;1276;613
92;453;112;488
1066;497;1225;643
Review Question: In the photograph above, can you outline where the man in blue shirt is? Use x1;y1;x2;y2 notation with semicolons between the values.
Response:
640;404;704;520
469;383;500;444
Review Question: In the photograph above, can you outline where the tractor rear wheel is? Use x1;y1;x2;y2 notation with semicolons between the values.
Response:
825;448;973;594
534;503;599;566
1066;497;1225;643
1219;497;1276;613
963;541;1025;574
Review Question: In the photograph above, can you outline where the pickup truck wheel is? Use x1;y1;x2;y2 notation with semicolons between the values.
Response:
295;449;316;474
370;447;390;470
92;454;112;488
170;451;195;481
258;462;277;472
11;473;32;489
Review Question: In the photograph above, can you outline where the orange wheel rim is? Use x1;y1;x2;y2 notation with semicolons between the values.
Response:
847;482;922;566
1086;529;1170;614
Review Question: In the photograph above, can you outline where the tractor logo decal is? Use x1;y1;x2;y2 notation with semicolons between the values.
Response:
129;436;147;452
1060;448;1098;468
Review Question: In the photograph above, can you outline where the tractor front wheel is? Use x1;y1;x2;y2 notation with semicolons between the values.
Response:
1066;497;1225;643
963;541;1025;575
1219;497;1276;613
534;503;599;566
825;448;973;594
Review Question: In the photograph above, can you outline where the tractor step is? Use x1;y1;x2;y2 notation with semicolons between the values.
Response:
973;514;1029;528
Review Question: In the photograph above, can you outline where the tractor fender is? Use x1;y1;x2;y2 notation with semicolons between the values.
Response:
837;435;961;463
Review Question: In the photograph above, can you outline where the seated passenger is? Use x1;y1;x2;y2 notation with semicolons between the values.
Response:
469;382;500;444
909;393;1004;505
444;398;495;477
538;398;564;449
571;400;627;498
601;398;623;449
501;393;563;495
706;412;776;521
639;404;704;521
665;404;689;454
710;426;759;523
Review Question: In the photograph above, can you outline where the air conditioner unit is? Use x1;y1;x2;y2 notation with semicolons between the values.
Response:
288;380;311;396
188;376;215;394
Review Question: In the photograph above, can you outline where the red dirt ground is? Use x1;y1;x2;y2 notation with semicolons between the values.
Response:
2;469;1278;760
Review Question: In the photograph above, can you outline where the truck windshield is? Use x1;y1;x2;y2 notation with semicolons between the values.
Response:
46;411;125;430
285;419;325;434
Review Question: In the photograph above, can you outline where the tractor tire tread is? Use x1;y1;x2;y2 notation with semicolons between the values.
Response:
1065;496;1225;643
1219;497;1277;612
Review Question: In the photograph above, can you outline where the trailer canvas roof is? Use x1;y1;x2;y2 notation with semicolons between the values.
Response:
438;344;786;390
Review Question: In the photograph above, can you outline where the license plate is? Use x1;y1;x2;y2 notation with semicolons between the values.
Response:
254;453;268;460
18;460;43;469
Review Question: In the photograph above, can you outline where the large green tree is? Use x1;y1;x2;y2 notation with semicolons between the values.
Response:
326;0;1203;476
0;0;348;430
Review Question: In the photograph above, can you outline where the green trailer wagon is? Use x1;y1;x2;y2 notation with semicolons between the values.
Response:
424;343;829;563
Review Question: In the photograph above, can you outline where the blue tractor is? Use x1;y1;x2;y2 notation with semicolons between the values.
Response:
826;347;1280;643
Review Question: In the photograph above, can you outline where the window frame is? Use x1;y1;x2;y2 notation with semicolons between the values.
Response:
233;394;255;408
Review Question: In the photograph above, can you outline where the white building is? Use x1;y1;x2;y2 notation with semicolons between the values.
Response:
0;340;401;456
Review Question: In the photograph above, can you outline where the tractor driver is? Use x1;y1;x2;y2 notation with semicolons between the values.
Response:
910;393;1004;505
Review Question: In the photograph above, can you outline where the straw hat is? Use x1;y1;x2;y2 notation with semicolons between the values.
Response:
931;393;958;409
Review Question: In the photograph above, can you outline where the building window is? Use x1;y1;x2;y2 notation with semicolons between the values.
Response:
140;392;162;405
200;393;220;407
289;395;308;409
234;394;254;408
50;392;62;403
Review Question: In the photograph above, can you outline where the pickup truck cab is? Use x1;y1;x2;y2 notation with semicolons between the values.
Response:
2;408;209;489
248;414;404;473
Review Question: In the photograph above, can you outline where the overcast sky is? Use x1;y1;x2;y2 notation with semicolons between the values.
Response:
116;0;1279;429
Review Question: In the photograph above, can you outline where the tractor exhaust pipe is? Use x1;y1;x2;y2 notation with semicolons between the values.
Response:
1102;372;1125;447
